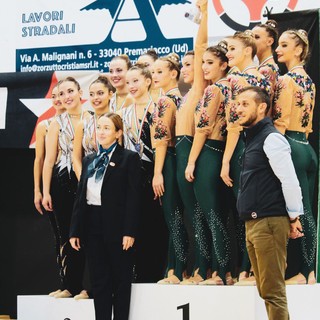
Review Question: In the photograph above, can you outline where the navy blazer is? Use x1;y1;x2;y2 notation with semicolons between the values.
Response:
69;145;142;243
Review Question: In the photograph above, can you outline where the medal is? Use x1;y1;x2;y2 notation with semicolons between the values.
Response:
135;142;144;156
135;143;141;153
133;99;152;157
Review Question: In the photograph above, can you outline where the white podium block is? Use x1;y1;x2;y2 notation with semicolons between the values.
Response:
17;295;95;320
18;283;320;320
130;284;260;320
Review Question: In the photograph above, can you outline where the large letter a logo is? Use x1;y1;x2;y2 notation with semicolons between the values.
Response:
81;0;191;43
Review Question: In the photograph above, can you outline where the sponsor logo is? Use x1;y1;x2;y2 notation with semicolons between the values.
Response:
17;0;194;72
212;0;298;30
251;212;258;219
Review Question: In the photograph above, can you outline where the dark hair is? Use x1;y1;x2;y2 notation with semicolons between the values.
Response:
158;52;181;80
231;30;257;59
60;76;81;91
140;49;159;62
205;40;230;73
255;20;279;51
90;75;115;93
111;54;132;70
184;50;194;57
128;63;153;90
282;29;310;64
238;86;270;114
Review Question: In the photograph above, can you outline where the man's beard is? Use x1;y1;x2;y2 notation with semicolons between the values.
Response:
240;112;258;127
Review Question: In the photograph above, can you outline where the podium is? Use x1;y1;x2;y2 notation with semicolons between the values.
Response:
18;283;320;320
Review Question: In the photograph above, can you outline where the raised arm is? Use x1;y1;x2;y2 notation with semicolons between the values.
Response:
193;0;208;92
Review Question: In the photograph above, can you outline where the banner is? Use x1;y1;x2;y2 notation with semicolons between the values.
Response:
1;1;320;72
0;71;98;148
207;0;320;43
1;0;199;73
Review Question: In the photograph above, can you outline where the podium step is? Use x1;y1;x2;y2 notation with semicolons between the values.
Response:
18;283;320;320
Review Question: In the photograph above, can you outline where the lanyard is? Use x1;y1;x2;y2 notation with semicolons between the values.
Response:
258;55;274;68
116;92;127;111
165;87;178;95
93;113;99;149
216;77;228;84
242;65;257;74
133;99;152;143
66;109;83;139
288;65;304;73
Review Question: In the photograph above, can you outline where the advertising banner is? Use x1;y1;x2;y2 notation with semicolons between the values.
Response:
1;1;320;73
2;0;200;73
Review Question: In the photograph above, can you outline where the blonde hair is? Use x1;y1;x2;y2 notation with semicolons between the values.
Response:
283;29;309;63
231;30;257;59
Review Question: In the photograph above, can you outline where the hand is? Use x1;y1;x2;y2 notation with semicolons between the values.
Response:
185;163;195;182
70;237;81;251
220;162;233;187
152;173;165;199
196;0;207;11
123;236;135;251
34;191;44;214
289;219;304;239
42;194;53;211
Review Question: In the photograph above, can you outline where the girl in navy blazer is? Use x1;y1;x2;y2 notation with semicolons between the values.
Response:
70;112;141;320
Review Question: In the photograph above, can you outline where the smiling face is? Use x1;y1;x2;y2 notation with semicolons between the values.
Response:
58;80;82;111
51;85;65;113
226;38;246;69
236;90;267;127
89;82;112;112
109;59;128;89
96;116;122;149
126;69;151;100
151;59;176;90
202;51;227;82
276;32;303;64
181;54;194;84
252;26;274;58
